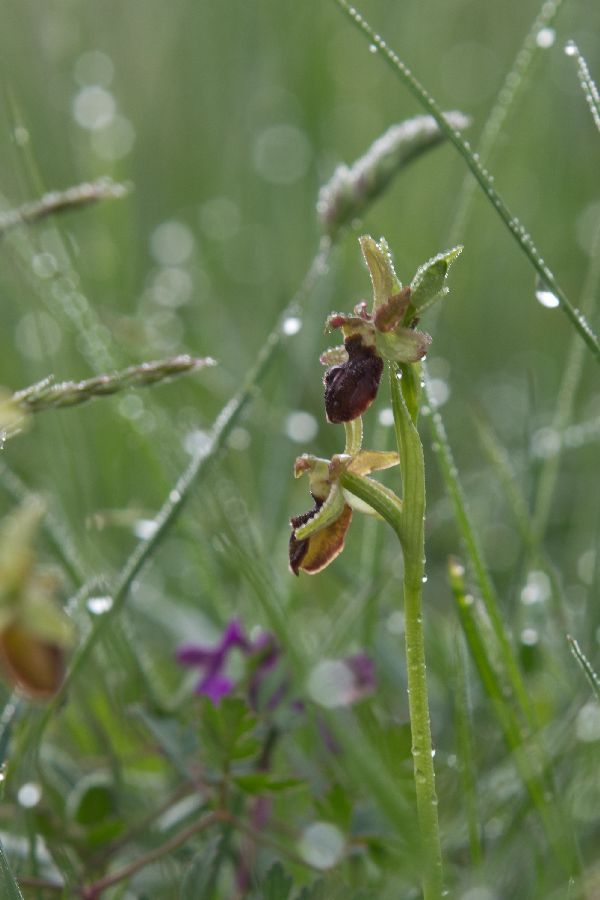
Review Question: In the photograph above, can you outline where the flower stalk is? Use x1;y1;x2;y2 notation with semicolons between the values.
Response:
292;235;460;898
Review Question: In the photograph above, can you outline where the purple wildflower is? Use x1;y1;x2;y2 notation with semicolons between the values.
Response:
176;618;251;704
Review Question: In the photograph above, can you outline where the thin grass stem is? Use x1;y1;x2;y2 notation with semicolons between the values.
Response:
449;0;569;242
567;635;600;701
333;0;600;362
32;238;333;743
448;560;578;877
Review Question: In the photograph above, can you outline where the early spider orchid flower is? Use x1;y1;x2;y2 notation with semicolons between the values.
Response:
289;419;401;575
321;235;461;423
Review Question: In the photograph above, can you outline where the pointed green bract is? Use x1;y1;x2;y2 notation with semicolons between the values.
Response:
410;246;463;312
359;235;402;311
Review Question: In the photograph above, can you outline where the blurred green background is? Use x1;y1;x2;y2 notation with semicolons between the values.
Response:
1;0;598;638
0;0;598;895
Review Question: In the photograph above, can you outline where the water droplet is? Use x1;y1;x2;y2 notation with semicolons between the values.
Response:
520;627;539;647
386;611;404;634
422;575;428;583
520;570;550;605
575;702;600;742
282;316;302;336
564;40;577;57
285;410;318;443
226;426;251;451
72;85;116;131
133;519;158;540
378;407;394;427
169;489;182;504
18;782;42;809
369;43;378;53
87;596;113;615
535;287;559;309
536;27;555;48
298;822;345;869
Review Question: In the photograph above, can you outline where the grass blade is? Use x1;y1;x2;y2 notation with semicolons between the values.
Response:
332;0;600;362
567;635;600;701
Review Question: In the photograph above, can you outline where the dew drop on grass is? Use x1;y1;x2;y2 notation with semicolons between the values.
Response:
378;407;394;426
564;40;577;57
520;627;539;646
575;703;600;742
369;43;378;53
535;287;560;309
285;410;318;442
536;27;555;48
133;519;158;540
298;822;345;869
18;782;42;809
282;316;302;336
87;596;113;615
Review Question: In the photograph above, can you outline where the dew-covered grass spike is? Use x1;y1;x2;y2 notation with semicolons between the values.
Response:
317;112;470;238
0;177;129;237
12;355;216;415
565;41;600;134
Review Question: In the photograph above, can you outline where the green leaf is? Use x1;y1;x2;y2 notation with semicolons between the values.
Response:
258;862;293;900
200;697;260;764
0;841;24;900
180;834;224;900
410;245;462;312
66;773;116;826
232;773;305;794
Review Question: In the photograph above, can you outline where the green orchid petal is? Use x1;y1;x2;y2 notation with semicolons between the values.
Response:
359;235;402;312
376;328;431;363
294;455;331;501
347;450;399;475
293;482;346;541
373;286;412;332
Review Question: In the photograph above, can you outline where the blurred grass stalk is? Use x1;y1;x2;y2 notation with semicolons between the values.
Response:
0;177;128;238
426;379;582;877
567;635;600;701
12;354;215;414
448;559;580;878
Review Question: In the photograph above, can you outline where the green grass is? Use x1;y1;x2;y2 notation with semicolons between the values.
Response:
0;0;599;897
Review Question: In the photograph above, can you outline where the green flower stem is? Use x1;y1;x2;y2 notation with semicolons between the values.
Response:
390;363;443;900
333;0;600;363
342;362;444;900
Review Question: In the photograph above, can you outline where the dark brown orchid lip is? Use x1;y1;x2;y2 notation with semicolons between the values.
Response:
324;334;383;424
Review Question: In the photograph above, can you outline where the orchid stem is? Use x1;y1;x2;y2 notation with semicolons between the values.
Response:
391;362;443;900
341;363;443;899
